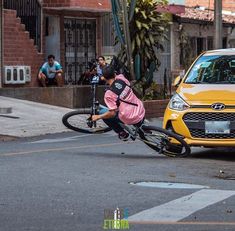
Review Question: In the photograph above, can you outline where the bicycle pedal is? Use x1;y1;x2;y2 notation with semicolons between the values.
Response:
87;118;93;128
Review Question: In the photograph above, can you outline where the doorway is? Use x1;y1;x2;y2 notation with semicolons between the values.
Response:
64;18;96;84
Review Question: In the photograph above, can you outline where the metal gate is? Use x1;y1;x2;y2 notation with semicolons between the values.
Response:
64;18;96;84
4;0;41;51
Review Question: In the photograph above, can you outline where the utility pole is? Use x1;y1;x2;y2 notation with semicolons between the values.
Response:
121;0;135;80
214;0;222;49
0;0;3;87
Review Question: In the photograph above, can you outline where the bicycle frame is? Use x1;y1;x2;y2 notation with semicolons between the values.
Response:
86;75;104;128
62;75;190;156
119;123;139;140
90;75;100;116
120;123;170;153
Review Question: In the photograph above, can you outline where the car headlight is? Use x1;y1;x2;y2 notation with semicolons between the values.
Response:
169;94;190;111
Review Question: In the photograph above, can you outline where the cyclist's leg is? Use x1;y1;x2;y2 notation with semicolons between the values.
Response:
134;118;145;128
99;105;125;134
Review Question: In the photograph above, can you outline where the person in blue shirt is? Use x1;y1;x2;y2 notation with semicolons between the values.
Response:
38;55;63;87
94;56;108;85
96;56;108;77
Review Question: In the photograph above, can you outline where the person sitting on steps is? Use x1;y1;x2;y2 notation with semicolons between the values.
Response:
38;54;63;87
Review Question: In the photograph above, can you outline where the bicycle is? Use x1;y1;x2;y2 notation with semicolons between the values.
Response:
62;75;191;157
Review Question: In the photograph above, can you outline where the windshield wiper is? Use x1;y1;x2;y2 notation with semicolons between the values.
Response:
184;81;203;84
212;80;235;84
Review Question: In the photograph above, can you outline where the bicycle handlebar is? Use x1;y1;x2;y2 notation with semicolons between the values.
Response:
91;75;100;84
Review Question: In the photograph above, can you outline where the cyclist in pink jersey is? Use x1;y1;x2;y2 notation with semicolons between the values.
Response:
92;65;145;140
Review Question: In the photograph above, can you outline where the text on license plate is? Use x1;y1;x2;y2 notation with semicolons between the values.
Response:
205;121;230;134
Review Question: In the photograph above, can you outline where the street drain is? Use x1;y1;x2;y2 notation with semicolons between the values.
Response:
129;181;210;189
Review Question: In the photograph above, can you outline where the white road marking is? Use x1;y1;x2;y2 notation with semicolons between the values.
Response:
29;134;93;144
129;181;210;189
29;132;117;144
128;189;235;222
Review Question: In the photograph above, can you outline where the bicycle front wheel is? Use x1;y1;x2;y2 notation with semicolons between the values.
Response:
62;108;112;134
139;125;191;157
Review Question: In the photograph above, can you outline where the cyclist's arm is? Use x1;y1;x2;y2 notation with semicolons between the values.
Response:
92;110;116;121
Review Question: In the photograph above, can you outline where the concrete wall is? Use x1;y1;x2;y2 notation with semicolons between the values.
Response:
0;86;105;108
0;86;168;118
171;22;229;72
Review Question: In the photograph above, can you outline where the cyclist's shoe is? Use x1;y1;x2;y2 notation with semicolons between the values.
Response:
118;131;130;141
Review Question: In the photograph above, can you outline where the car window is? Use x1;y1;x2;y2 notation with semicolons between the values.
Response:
185;55;235;84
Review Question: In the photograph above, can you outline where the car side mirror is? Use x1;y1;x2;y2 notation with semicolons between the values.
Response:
173;76;182;87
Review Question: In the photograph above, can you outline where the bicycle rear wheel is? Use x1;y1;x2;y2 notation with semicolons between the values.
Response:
62;108;112;134
139;125;190;157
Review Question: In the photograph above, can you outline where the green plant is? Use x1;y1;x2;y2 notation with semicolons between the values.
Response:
132;75;167;100
111;0;171;99
178;24;195;70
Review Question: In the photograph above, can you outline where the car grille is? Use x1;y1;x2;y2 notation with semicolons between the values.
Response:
183;112;235;139
183;112;235;121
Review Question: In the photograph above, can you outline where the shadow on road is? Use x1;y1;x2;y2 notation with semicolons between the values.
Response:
190;147;235;162
72;151;167;160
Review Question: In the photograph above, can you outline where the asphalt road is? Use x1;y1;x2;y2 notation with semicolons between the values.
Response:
0;131;235;231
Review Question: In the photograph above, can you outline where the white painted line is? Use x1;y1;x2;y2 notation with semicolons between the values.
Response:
30;134;93;144
128;189;235;222
29;132;117;144
130;182;210;189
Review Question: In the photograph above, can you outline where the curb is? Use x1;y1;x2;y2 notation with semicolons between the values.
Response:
0;134;18;142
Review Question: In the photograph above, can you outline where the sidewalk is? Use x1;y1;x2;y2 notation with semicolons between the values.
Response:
0;96;73;138
0;96;163;139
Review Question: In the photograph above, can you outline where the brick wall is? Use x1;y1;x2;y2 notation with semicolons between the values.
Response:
144;99;169;118
43;0;70;7
43;0;111;9
185;0;235;12
70;0;110;9
3;9;44;87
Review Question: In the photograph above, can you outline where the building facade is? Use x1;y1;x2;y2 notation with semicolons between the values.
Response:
186;0;235;12
171;6;235;76
1;0;235;88
2;0;112;87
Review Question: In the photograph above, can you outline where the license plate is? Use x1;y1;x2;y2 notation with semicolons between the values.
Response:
205;121;230;134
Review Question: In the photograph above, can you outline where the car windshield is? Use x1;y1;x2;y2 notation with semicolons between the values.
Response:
184;55;235;84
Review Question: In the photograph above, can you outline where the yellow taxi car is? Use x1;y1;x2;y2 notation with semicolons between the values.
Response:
163;49;235;148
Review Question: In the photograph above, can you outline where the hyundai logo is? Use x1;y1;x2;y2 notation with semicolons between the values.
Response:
211;103;226;110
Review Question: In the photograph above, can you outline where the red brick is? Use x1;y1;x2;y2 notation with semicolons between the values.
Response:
186;0;235;12
144;100;169;119
42;0;110;9
3;9;44;87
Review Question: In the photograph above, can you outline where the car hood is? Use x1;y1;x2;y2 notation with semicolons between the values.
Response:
177;83;235;104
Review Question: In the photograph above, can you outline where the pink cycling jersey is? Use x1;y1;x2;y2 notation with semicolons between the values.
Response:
104;74;145;125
